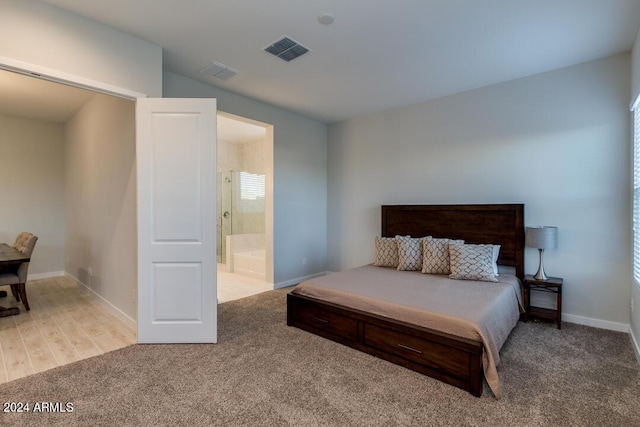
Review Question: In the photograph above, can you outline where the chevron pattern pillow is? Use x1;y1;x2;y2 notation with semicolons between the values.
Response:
449;243;498;282
422;237;464;274
373;236;399;268
396;235;424;271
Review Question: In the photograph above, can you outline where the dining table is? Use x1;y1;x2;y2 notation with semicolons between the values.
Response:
0;243;30;317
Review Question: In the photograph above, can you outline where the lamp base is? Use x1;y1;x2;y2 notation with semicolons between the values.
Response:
534;248;549;281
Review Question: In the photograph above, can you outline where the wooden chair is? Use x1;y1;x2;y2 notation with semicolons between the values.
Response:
0;232;38;311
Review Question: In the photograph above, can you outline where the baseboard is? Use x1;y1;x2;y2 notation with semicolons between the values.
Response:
561;313;629;333
529;293;629;332
274;271;329;289
65;273;137;332
630;326;640;366
28;271;65;280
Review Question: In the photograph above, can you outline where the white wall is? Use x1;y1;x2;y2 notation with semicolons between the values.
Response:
164;71;328;285
0;113;65;275
0;0;162;97
0;0;165;321
64;94;137;320
328;54;631;328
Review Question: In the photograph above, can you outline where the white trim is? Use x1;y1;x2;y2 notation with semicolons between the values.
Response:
562;313;629;333
65;273;136;332
631;91;640;111
630;326;640;365
0;55;147;100
274;271;329;289
529;293;629;332
28;271;65;281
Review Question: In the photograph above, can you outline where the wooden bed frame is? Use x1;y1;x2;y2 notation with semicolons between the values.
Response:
287;204;524;397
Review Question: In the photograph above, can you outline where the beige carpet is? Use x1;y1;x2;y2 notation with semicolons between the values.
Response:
1;288;639;427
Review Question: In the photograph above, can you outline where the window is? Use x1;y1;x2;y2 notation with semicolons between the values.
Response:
633;96;640;285
239;171;265;201
237;171;265;213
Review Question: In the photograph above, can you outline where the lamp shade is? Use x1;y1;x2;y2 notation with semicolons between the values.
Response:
525;226;558;250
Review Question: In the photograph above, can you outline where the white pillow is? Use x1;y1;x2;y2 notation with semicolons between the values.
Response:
422;237;464;274
492;245;501;276
449;243;498;282
396;235;424;271
373;236;399;268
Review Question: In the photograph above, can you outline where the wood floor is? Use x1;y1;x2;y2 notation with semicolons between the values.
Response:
0;275;136;384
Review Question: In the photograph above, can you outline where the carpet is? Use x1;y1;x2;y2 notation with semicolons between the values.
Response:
1;288;639;426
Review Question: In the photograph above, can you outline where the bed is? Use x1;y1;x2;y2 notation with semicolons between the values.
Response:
287;204;525;397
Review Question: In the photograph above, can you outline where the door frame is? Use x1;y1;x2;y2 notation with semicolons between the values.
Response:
0;55;146;101
216;111;275;284
0;56;148;336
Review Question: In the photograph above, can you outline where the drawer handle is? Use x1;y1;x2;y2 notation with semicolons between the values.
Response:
397;343;423;354
313;317;329;324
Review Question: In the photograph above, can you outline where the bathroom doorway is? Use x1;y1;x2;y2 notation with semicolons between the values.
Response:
216;112;274;302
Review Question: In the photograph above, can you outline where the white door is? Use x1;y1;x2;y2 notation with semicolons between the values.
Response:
136;98;217;343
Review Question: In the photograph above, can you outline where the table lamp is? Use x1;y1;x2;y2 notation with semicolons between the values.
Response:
525;226;558;281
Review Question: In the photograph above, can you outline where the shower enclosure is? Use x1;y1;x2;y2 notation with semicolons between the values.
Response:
216;170;266;279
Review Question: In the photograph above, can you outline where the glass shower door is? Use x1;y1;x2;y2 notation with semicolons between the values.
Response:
216;171;233;263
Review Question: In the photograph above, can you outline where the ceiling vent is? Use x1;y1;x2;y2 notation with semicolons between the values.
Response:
264;36;310;62
200;61;237;80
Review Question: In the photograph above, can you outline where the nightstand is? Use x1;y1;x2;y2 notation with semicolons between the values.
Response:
522;275;563;329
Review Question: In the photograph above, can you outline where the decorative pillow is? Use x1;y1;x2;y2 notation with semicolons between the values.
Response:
491;245;501;276
422;237;464;274
374;236;399;268
396;235;424;271
449;244;498;282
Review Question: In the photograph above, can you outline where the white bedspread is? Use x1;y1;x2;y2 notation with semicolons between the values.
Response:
292;264;524;398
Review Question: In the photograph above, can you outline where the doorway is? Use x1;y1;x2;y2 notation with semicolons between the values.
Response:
216;112;274;302
0;67;138;382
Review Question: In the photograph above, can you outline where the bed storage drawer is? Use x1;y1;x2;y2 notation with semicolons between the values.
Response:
362;323;472;377
289;297;358;341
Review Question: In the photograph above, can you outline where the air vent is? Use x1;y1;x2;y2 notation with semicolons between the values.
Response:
200;61;237;81
264;36;310;62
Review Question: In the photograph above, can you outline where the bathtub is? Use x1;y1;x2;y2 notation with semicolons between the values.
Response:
233;248;266;281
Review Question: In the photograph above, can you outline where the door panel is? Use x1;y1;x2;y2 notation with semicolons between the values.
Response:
136;98;217;343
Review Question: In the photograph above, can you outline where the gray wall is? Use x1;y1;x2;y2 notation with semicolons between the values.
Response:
0;113;65;275
631;29;640;354
65;94;137;320
328;54;631;329
164;71;328;286
0;0;162;97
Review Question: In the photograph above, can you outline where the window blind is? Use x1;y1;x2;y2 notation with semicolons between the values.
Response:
239;172;265;201
236;171;265;214
633;97;640;284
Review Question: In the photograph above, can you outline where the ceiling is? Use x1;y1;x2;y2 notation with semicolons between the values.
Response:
32;1;640;123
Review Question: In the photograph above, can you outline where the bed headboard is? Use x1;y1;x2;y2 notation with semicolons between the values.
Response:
381;204;524;278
